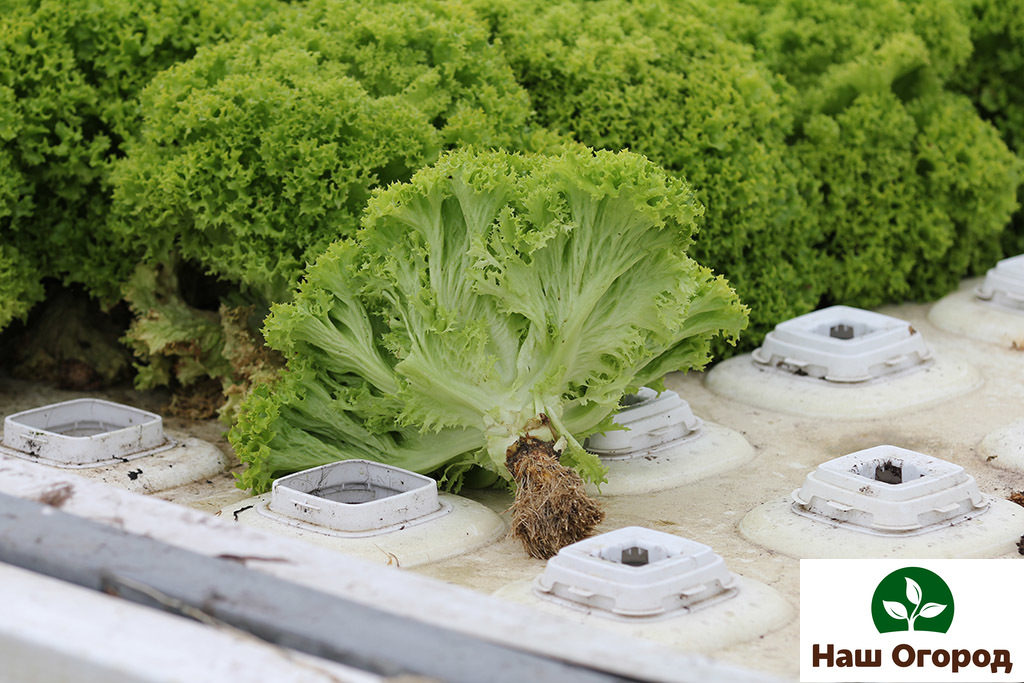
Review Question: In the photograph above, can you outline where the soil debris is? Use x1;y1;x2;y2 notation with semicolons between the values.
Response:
1008;491;1024;507
166;378;223;420
506;435;604;560
58;359;103;390
35;483;74;509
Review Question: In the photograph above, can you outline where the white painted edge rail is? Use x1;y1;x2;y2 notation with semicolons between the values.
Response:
0;562;378;683
0;452;779;683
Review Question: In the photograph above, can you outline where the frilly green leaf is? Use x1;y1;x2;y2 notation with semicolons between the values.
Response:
232;147;746;492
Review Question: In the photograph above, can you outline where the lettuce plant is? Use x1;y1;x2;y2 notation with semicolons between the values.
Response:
110;0;539;405
470;0;825;348
727;0;1021;306
0;137;42;330
113;0;536;303
0;0;284;308
951;0;1024;153
797;90;1019;304
951;0;1024;254
0;244;44;332
727;0;973;92
112;43;441;306
230;147;747;557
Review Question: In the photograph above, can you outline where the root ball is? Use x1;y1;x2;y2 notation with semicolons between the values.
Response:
506;435;604;559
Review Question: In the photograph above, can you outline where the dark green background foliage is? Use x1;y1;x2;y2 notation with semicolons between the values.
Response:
0;244;44;332
107;0;539;394
1;0;1023;415
473;0;826;347
722;0;1020;307
952;0;1024;152
0;0;283;314
111;40;442;304
111;0;537;305
0;129;42;329
725;0;972;91
951;0;1024;255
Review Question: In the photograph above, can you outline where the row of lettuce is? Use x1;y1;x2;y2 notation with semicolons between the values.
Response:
1;0;1022;416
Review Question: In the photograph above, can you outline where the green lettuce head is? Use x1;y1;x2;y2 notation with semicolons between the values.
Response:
231;147;747;556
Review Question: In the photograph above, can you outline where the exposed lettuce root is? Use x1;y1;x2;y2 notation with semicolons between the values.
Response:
506;435;604;559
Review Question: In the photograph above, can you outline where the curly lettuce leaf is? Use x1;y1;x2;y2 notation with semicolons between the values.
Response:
231;147;746;492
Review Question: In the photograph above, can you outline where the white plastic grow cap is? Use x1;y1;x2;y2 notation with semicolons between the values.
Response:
535;526;737;618
585;387;701;458
268;459;444;534
976;254;1024;311
751;305;932;382
792;445;989;535
2;398;166;466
